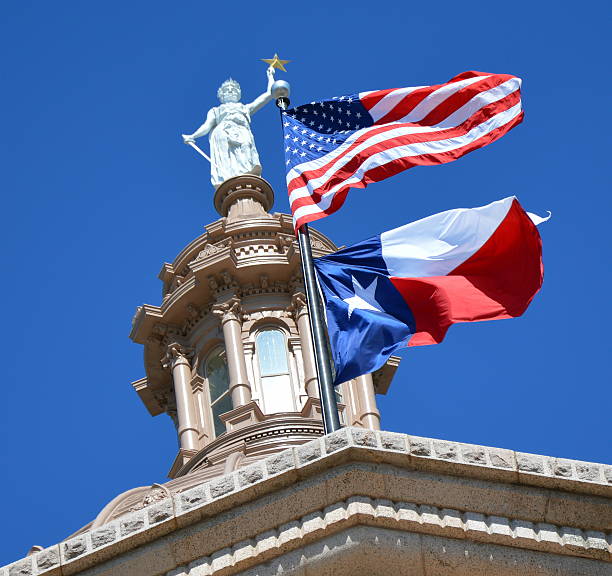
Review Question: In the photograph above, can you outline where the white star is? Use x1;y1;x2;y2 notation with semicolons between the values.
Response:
285;146;290;152
300;151;306;157
301;139;307;145
318;125;324;130
356;112;362;118
303;108;309;113
285;134;291;139
301;129;308;134
313;110;319;115
346;109;351;116
284;121;290;127
286;159;291;165
347;97;353;103
309;143;316;149
343;276;384;319
293;125;300;131
293;136;298;142
325;137;331;143
309;120;315;126
317;146;323;151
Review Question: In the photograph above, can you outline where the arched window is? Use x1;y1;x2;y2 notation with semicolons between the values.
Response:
256;328;295;413
202;348;231;438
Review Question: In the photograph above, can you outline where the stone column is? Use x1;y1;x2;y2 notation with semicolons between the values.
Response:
213;298;252;407
164;344;199;451
292;293;319;398
355;373;381;430
345;379;363;427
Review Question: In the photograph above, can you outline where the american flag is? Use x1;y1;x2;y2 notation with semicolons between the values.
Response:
283;71;523;230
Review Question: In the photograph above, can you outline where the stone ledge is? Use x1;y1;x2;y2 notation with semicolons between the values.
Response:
3;427;611;575
172;494;612;576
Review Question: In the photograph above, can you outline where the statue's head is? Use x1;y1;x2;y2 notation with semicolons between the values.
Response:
217;78;241;103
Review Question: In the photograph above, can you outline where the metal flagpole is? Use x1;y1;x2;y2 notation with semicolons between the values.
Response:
273;81;342;434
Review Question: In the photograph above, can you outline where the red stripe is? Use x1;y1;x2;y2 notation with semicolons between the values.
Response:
375;83;443;125
447;70;495;82
376;73;514;126
288;89;521;197
360;88;398;111
388;199;543;346
292;113;524;230
419;74;515;127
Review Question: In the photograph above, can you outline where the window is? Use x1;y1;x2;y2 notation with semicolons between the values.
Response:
257;329;289;376
256;328;295;413
203;348;232;438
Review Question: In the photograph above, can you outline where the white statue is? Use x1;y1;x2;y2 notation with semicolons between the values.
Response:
182;66;276;189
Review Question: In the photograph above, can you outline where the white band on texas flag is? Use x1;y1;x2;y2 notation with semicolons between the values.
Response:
314;197;548;384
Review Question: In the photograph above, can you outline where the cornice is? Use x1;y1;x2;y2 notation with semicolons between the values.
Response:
5;428;610;576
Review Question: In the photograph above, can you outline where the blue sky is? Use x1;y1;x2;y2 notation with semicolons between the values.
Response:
1;0;610;565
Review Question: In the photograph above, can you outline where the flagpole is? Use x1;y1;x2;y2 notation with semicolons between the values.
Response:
273;81;342;434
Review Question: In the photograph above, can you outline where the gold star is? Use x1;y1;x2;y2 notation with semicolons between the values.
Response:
261;53;290;72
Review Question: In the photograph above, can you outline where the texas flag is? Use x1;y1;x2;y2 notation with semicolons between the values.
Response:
313;197;549;384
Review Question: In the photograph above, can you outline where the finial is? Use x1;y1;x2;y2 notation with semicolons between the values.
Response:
261;53;290;72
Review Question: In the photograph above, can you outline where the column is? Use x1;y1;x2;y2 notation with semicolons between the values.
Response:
213;298;252;407
345;379;363;427
165;344;199;451
355;373;381;430
292;292;319;398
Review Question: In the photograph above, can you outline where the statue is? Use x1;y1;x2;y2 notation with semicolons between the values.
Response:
182;66;276;189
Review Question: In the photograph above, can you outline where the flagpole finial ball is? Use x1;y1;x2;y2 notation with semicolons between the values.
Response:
272;80;290;101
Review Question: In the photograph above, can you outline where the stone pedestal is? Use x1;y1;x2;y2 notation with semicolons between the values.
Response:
214;175;274;220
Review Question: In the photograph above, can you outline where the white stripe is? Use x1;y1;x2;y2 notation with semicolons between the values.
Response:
291;103;522;225
397;75;490;124
287;77;519;195
420;77;520;129
367;86;425;122
381;197;515;278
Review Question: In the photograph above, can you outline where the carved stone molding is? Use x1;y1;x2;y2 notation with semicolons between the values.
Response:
211;297;243;324
276;234;295;254
190;239;232;265
162;342;195;370
289;292;308;319
241;281;288;297
191;374;204;394
289;273;305;294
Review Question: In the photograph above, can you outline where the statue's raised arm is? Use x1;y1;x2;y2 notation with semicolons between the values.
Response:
246;66;275;115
